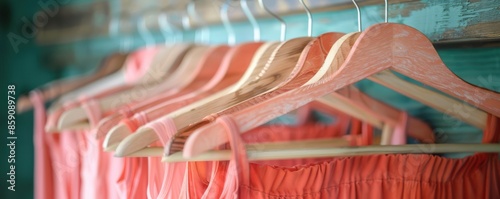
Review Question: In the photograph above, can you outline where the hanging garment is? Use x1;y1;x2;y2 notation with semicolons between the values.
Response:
44;46;162;132
206;114;500;199
79;99;148;199
31;90;81;199
123;46;163;84
145;118;187;199
188;113;373;198
33;46;161;199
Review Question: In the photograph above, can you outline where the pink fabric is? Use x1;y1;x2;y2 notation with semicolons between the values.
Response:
35;46;166;199
31;90;81;199
145;118;186;199
95;45;234;139
80;99;148;199
392;111;408;145
203;115;500;199
30;90;55;199
197;118;352;199
45;46;160;131
124;46;163;84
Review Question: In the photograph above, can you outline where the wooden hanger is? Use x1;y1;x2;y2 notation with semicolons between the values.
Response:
43;47;170;133
161;143;500;162
177;32;433;158
320;86;434;144
175;32;427;157
42;45;181;131
98;44;230;146
182;23;500;157
113;36;313;157
114;0;424;157
119;30;426;157
56;44;200;130
17;53;129;113
106;0;280;152
109;40;278;155
102;42;267;151
43;15;159;114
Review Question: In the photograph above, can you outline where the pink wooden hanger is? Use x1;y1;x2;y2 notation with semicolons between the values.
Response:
172;32;435;157
56;12;205;130
103;1;270;151
95;45;230;137
101;42;263;150
44;46;181;133
113;0;316;157
17;53;129;113
183;23;500;158
57;44;202;130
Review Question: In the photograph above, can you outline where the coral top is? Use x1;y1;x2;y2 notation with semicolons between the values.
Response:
33;46;160;199
205;114;500;199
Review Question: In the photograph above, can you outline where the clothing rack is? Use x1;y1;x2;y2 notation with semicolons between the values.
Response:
5;0;500;198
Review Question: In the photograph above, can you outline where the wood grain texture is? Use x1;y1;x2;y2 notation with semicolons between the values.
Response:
181;23;500;157
57;44;200;129
161;143;500;162
100;45;231;147
114;42;266;156
165;37;315;155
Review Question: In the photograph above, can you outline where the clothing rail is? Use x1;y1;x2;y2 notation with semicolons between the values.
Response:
36;0;500;45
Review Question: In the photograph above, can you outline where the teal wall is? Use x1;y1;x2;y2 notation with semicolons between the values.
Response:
1;0;499;198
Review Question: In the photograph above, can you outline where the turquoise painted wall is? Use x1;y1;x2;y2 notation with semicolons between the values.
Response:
1;0;499;198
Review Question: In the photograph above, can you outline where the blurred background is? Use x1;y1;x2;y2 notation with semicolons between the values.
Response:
1;0;499;198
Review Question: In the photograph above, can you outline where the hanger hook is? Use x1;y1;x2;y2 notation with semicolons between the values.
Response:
188;0;209;43
352;0;361;32
110;18;125;52
258;0;286;41
174;13;188;42
299;0;312;37
187;1;203;43
384;0;388;23
241;0;260;42
138;16;155;46
221;0;235;45
159;13;175;44
124;17;135;51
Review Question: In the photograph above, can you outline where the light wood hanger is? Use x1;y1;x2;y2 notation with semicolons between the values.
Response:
55;11;200;130
177;32;432;158
182;23;500;157
46;13;180;114
44;47;175;133
17;53;128;113
103;0;273;151
113;36;313;157
161;143;500;162
121;29;429;158
56;44;201;130
113;0;317;156
98;44;228;145
114;0;430;157
103;42;268;151
175;1;431;157
320;86;434;143
43;15;151;114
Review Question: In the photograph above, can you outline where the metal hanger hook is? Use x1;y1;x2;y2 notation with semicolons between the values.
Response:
241;0;260;42
187;0;206;43
221;0;236;45
385;0;388;23
258;0;286;41
158;13;176;44
299;0;312;37
352;0;361;32
138;16;155;46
